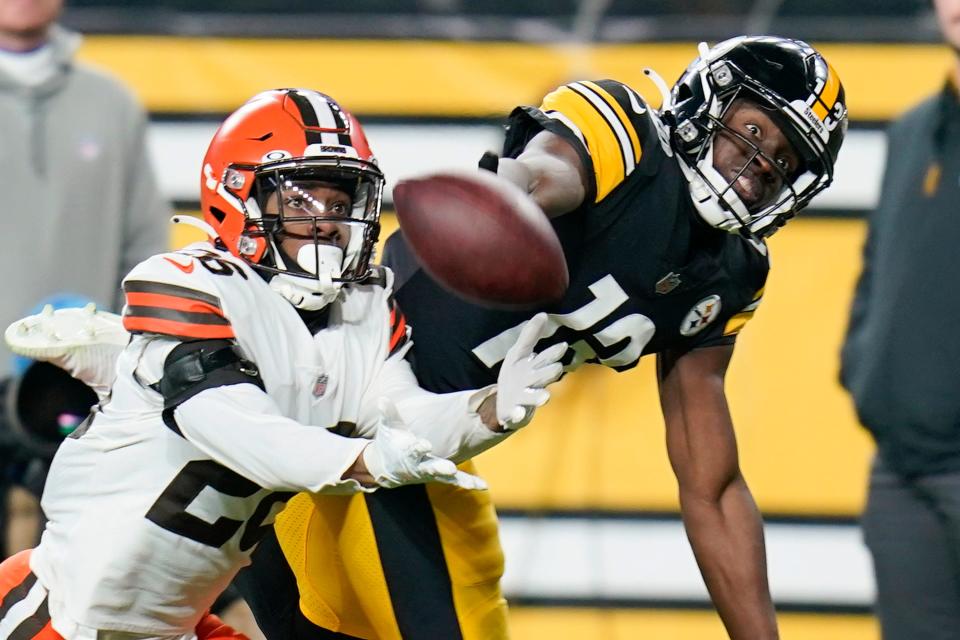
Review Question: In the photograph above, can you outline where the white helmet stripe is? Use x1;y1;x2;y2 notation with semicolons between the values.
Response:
301;90;349;147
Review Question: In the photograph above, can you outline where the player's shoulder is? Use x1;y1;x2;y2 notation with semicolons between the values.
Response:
339;265;395;316
728;235;771;305
127;242;250;281
339;266;410;357
122;243;247;341
507;78;669;204
537;78;659;143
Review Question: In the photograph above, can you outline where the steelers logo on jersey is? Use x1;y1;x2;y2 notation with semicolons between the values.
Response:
680;295;722;336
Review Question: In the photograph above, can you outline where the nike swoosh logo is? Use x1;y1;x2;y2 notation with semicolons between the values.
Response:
164;256;195;273
625;87;646;114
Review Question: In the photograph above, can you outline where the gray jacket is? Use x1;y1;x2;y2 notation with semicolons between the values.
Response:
0;26;170;377
841;81;960;477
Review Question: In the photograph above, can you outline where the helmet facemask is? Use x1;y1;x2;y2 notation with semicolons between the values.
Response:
682;91;822;238
669;39;844;239
227;157;383;310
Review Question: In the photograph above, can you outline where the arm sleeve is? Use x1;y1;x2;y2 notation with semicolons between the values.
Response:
503;79;657;204
694;285;766;349
131;332;369;494
173;384;370;493
358;352;510;463
352;272;509;462
121;255;236;341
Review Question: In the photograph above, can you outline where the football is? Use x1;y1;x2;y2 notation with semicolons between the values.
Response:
392;169;568;308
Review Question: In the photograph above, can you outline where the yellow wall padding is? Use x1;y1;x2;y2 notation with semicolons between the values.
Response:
509;608;878;640
78;37;951;120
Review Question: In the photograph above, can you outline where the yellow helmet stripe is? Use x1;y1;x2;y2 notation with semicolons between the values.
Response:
812;62;842;120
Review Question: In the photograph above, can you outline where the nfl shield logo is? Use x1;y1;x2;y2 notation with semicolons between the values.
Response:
655;272;682;295
313;374;329;398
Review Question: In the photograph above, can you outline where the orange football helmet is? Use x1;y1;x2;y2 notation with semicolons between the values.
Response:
199;89;383;308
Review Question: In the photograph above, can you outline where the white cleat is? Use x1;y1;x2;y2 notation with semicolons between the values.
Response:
6;304;128;358
4;304;130;399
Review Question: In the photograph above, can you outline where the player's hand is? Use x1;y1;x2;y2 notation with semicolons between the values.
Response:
362;398;488;491
495;312;567;430
4;304;129;401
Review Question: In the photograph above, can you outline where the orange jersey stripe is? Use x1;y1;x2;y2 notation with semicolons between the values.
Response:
389;314;407;353
195;612;249;640
126;291;226;318
29;621;62;639
0;550;33;604
123;316;236;340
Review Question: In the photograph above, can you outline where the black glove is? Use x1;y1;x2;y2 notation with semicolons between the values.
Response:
478;151;500;173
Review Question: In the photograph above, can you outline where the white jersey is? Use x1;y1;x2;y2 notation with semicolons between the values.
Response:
29;243;503;639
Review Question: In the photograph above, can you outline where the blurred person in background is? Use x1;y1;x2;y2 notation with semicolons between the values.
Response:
841;1;960;638
0;0;170;382
1;296;98;564
239;36;848;640
0;0;170;618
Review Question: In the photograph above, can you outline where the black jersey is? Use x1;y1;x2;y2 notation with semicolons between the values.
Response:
383;79;768;394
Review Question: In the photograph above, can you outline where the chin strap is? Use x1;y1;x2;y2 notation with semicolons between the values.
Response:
268;242;346;310
643;67;674;114
269;273;341;311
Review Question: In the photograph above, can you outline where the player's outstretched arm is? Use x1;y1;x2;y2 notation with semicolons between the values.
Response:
171;365;481;494
365;313;566;463
493;130;589;218
657;345;779;640
347;398;487;491
483;312;567;431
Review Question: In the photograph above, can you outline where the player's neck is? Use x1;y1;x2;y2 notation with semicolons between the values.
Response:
297;305;332;335
0;29;49;53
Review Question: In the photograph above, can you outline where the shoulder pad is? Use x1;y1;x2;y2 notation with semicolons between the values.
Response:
359;265;391;289
722;287;765;337
159;339;264;437
122;252;235;341
523;79;657;203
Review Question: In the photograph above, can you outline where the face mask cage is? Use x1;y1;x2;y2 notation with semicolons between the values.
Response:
675;59;836;238
225;156;384;283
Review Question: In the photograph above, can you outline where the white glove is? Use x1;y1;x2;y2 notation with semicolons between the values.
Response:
362;398;488;491
4;303;129;401
496;313;567;430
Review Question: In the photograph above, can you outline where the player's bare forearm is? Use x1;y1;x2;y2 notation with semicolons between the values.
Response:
478;394;504;431
500;130;589;217
680;473;778;639
658;345;779;639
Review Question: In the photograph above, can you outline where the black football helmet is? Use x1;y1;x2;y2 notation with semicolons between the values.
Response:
665;36;847;238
